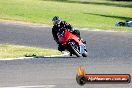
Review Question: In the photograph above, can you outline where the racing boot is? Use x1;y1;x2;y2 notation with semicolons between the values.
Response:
70;52;73;56
58;44;65;52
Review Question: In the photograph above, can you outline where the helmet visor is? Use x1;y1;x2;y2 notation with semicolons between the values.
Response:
53;20;60;25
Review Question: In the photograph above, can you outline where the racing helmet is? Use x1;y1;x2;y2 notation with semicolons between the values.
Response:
52;16;61;25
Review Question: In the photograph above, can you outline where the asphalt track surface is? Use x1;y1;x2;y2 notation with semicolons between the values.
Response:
0;22;132;88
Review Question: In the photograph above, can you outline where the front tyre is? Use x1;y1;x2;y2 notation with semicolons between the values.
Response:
68;42;81;57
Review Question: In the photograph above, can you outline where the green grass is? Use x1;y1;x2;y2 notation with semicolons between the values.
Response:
0;0;132;31
0;44;61;58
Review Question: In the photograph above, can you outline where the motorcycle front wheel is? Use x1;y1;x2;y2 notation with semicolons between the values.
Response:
68;41;81;57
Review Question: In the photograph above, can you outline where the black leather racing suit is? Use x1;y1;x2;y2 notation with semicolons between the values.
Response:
52;21;80;51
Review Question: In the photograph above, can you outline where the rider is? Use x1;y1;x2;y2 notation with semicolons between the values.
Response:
52;16;85;51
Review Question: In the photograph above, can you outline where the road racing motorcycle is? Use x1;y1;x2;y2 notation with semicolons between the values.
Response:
57;28;88;57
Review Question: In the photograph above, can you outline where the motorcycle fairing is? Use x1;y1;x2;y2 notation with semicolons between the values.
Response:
58;30;81;46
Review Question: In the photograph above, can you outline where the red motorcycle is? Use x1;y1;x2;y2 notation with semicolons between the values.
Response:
57;28;88;57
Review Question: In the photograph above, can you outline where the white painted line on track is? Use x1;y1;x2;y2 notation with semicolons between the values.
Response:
80;28;124;33
44;51;69;57
1;85;56;88
0;51;69;61
0;57;33;61
0;19;51;28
